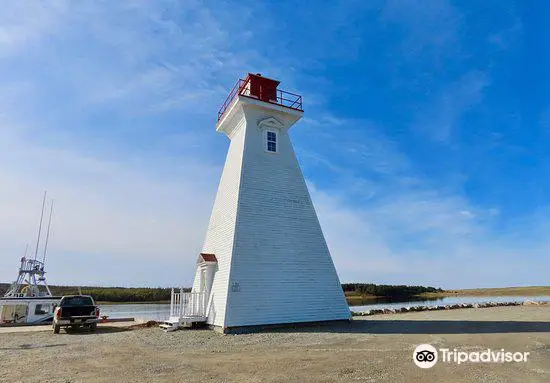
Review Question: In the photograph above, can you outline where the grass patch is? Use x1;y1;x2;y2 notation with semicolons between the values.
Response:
420;286;550;298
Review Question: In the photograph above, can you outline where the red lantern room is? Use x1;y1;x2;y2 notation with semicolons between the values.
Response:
246;73;279;103
218;73;303;121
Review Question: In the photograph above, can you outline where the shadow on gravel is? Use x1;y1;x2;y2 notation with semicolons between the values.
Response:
273;320;550;334
0;343;67;351
62;326;130;335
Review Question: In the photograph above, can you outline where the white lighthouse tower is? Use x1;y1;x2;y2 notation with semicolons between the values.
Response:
167;74;350;333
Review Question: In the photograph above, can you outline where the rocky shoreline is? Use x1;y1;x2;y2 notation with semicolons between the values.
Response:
351;300;548;316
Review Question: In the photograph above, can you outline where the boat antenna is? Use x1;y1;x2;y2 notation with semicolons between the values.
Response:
33;191;47;261
24;243;28;258
42;199;54;265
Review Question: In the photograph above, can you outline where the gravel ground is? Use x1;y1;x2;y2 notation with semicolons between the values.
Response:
0;306;548;383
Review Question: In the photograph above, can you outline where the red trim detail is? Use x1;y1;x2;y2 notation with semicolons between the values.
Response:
199;253;217;263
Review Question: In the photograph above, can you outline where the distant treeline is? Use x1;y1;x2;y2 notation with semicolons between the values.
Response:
342;283;443;297
0;283;442;302
0;283;189;302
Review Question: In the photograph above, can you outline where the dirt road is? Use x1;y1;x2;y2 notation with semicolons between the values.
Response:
0;306;548;382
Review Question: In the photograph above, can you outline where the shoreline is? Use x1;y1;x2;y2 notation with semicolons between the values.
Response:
346;286;550;305
351;299;549;316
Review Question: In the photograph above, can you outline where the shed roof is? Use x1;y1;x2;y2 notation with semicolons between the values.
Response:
198;253;217;263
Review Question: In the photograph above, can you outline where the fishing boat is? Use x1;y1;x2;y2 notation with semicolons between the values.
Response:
0;192;61;325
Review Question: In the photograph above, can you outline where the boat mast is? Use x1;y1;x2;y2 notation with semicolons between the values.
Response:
33;191;47;261
40;200;54;296
42;200;54;265
4;193;55;298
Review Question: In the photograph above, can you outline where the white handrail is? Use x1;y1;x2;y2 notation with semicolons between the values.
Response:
170;289;206;318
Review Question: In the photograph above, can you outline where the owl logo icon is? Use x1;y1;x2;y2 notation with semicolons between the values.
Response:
413;344;438;368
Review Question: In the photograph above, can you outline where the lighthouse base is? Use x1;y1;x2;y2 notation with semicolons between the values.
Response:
211;318;353;335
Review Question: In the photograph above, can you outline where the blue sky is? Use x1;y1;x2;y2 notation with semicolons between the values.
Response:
0;1;548;288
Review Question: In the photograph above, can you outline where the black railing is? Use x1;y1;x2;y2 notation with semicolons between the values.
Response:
217;78;303;121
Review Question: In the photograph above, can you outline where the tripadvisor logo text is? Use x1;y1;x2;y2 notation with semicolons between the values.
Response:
413;344;530;368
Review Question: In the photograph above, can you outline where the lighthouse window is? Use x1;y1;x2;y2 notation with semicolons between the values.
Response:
266;131;277;152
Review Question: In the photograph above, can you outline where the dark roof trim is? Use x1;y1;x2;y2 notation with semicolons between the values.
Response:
198;253;217;263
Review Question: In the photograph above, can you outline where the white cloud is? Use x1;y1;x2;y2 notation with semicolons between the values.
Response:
0;0;305;287
0;0;265;286
414;70;490;142
0;1;546;291
381;0;462;61
299;114;411;178
0;1;69;55
0;1;278;117
300;113;547;289
312;180;549;288
0;124;219;286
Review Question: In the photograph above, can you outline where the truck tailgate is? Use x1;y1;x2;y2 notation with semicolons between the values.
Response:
60;305;96;318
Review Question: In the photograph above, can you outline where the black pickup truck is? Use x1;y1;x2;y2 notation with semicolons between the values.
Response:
52;295;100;334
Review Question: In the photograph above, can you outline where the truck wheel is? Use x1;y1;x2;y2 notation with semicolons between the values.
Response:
90;323;97;332
53;324;60;334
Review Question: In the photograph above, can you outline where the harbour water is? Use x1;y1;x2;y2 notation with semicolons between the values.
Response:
99;296;550;321
99;303;171;321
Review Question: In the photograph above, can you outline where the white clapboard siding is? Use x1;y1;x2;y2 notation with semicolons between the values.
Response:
191;116;246;328
196;95;350;331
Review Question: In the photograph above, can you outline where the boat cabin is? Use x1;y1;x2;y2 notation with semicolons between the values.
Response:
0;297;60;325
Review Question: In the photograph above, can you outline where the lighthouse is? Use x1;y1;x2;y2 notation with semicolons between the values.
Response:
168;74;350;333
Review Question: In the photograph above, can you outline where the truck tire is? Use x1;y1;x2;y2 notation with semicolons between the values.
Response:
53;324;60;334
90;323;97;332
